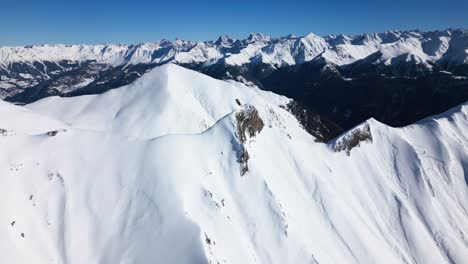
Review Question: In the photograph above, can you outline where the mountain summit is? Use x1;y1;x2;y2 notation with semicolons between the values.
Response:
1;29;466;134
0;64;467;263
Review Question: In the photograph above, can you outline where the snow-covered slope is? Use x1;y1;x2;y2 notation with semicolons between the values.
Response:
0;100;68;135
1;64;467;263
26;64;289;139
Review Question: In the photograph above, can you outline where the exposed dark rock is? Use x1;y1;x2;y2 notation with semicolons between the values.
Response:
235;106;264;144
185;60;468;133
47;131;59;136
2;51;467;136
205;233;212;245
46;129;67;137
4;61;161;104
332;123;373;155
48;171;64;183
235;106;264;176
280;100;343;142
238;148;250;176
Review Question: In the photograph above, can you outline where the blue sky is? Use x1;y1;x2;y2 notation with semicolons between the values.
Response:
1;0;467;45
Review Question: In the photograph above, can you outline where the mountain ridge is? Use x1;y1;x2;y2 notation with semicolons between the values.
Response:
0;28;465;68
0;65;467;263
1;28;467;136
23;64;342;141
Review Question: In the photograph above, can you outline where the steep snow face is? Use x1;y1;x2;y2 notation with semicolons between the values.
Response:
26;64;290;139
379;39;430;64
1;65;468;264
322;43;379;66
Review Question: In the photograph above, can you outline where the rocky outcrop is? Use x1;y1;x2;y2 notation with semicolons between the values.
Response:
46;129;67;137
235;106;264;144
235;106;264;175
331;122;373;155
280;100;343;142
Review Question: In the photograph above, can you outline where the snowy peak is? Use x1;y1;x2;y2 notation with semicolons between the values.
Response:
325;34;353;45
215;35;236;47
246;32;271;43
0;29;465;68
1;69;468;263
25;64;299;140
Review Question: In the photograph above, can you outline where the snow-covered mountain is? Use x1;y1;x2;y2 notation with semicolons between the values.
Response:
24;64;293;139
24;64;340;141
0;29;467;101
1;64;467;263
0;29;465;68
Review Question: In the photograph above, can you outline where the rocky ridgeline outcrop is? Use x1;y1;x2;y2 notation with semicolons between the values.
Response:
331;122;373;155
280;100;343;142
235;106;264;176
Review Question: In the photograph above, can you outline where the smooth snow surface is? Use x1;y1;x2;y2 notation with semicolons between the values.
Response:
1;65;467;264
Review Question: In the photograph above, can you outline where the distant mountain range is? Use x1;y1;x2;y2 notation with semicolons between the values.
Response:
1;28;467;132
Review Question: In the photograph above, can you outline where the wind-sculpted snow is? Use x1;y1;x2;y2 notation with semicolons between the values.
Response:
0;65;468;263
